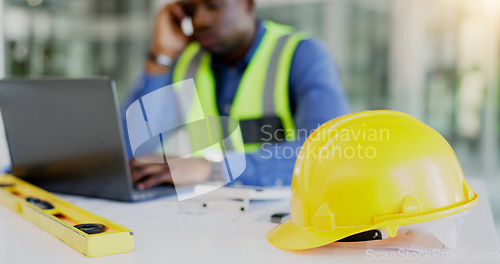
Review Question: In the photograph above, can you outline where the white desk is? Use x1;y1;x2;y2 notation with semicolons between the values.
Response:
0;178;498;264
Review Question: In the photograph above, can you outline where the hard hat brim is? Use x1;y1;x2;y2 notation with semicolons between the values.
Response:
267;194;478;250
267;221;369;250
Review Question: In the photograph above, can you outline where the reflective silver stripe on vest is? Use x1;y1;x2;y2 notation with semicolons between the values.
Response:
175;49;204;121
262;33;293;116
186;49;204;79
185;49;237;151
220;114;234;150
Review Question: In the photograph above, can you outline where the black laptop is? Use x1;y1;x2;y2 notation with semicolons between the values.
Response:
0;78;179;201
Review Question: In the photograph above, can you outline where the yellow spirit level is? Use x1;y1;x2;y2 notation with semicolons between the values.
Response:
0;174;134;257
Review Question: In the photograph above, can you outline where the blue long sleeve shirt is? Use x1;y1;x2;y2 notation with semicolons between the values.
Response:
122;21;350;186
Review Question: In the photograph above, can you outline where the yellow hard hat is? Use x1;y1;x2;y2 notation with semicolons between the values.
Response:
267;110;478;250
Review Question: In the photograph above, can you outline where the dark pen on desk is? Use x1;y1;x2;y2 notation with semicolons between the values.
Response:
271;212;290;223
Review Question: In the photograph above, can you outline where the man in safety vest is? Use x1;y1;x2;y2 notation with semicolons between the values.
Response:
123;0;350;190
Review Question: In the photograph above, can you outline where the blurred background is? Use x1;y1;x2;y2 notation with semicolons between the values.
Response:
0;0;499;236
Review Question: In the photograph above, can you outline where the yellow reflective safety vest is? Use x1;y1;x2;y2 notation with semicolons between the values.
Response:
172;21;307;153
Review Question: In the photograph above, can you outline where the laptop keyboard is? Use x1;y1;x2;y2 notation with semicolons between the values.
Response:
132;184;176;201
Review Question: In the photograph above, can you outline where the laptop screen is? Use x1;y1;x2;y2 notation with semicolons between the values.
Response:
0;78;134;200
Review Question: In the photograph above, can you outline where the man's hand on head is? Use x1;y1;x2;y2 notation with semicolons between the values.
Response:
146;2;191;74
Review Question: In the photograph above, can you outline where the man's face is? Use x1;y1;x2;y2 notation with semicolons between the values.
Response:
181;0;254;55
